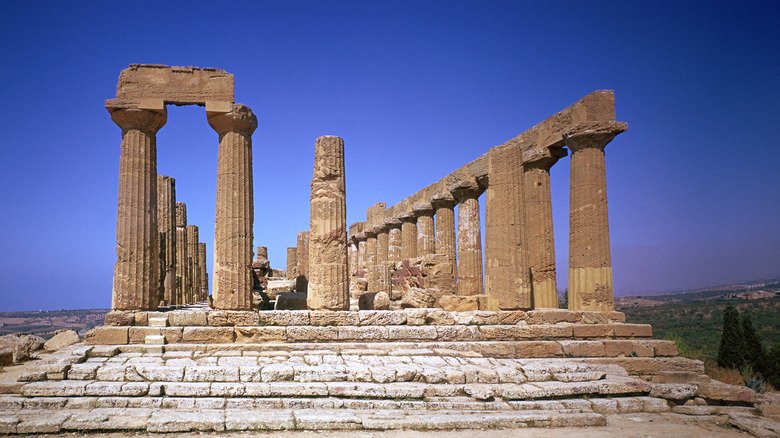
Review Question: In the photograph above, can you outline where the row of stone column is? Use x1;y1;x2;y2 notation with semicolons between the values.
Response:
108;103;257;311
349;120;625;312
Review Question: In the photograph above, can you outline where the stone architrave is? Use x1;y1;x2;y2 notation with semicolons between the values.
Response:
450;180;485;297
484;144;531;310
430;193;458;279
563;121;627;312
186;225;200;303
198;242;208;300
296;231;309;281
208;104;258;310
174;202;188;306
156;175;176;306
286;247;298;279
307;136;349;310
522;147;567;308
412;202;435;256
385;218;402;263
398;211;417;260
108;106;166;311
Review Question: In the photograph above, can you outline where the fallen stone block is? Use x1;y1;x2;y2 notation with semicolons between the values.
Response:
43;330;81;352
276;292;308;310
401;287;436;308
358;291;391;310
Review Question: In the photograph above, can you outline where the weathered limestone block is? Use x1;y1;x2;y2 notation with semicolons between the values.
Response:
182;327;236;343
398;211;417;260
563;121;627;312
309;311;360;326
286;247;298;280
207;310;260;326
275;292;308;310
186;225;200;303
235;327;287;343
174;202;188;305
450;180;485;297
358;291;391;310
412;202;435;256
265;279;296;299
104;310;135;326
156;175;176;305
307;136;349;310
438;294;480;312
257;310;310;326
43;330;80;351
209;104;257;310
391;254;455;302
115;64;234;105
401;287;436;308
108;106;167;311
170;310;208;326
385;218;402;263
349;276;368;298
84;327;129;345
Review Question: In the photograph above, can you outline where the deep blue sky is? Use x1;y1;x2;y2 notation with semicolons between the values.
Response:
1;1;778;311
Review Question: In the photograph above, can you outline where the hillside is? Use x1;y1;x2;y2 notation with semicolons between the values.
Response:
0;309;108;339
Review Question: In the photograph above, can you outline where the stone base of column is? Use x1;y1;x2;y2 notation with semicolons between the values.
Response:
568;267;613;311
532;277;558;309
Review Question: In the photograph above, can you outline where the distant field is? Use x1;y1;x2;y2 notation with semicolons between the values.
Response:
0;309;108;339
618;297;780;361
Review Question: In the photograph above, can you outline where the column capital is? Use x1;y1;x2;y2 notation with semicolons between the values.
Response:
353;232;368;242
411;202;434;217
522;146;568;170
374;223;389;234
109;107;167;134
562;121;627;152
384;217;403;229
449;180;484;201
398;210;417;224
207;104;258;136
364;227;378;238
430;193;458;209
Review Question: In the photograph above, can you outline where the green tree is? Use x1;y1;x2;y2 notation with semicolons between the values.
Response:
717;304;743;368
742;314;770;378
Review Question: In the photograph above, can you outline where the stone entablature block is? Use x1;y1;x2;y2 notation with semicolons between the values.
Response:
114;64;235;106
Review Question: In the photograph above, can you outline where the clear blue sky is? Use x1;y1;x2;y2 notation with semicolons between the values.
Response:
1;1;778;311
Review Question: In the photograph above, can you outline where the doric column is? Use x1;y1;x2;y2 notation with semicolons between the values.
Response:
186;225;200;303
308;136;349;310
398;211;417;260
375;223;389;265
431;193;458;278
364;228;378;270
354;232;367;274
296;231;310;281
287;247;298;280
348;237;358;277
450;181;485;297
208;104;257;310
385;218;402;263
412;202;435;256
174;202;188;306
156;175;176;306
563;121;627;311
198;242;208;300
522;147;567;308
108;107;166;311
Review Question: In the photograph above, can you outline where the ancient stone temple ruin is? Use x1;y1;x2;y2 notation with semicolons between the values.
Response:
2;64;769;434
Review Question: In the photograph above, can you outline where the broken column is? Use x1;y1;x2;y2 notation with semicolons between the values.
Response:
431;193;458;278
412;202;435;256
385;218;402;263
563;121;627;312
198;242;208;300
286;247;298;279
307;136;349;310
450;180;485;297
156;175;176;306
186;225;200;303
399;211;417;260
174;202;188;305
522;147;567;308
108;106;166;311
208;104;258;310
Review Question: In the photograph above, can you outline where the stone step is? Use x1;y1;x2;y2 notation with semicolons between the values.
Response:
0;406;610;433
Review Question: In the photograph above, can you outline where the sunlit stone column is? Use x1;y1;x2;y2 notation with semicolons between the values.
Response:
451;181;485;297
385;218;402;263
174;202;188;306
287;247;298;280
186;225;200;303
198;242;208;300
354;232;367;274
208;104;258;310
431;193;458;278
563;121;627;311
412;203;435;256
364;228;378;271
376;223;389;265
348;236;358;277
108;106;166;311
522;147;566;308
156;175;176;306
308;136;349;310
399;211;417;260
297;231;310;281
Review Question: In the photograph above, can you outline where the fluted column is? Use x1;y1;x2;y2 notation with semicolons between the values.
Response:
354;232;367;274
156;175;176;306
398;211;417;260
174;202;188;305
348;238;358;278
186;225;200;303
522;147;566;308
431;193;458;278
208;104;257;310
375;223;389;265
412;203;435;256
308;136;349;310
109;107;166;311
287;247;298;280
297;231;310;282
451;181;485;297
385;218;402;263
198;242;208;300
563;121;627;311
